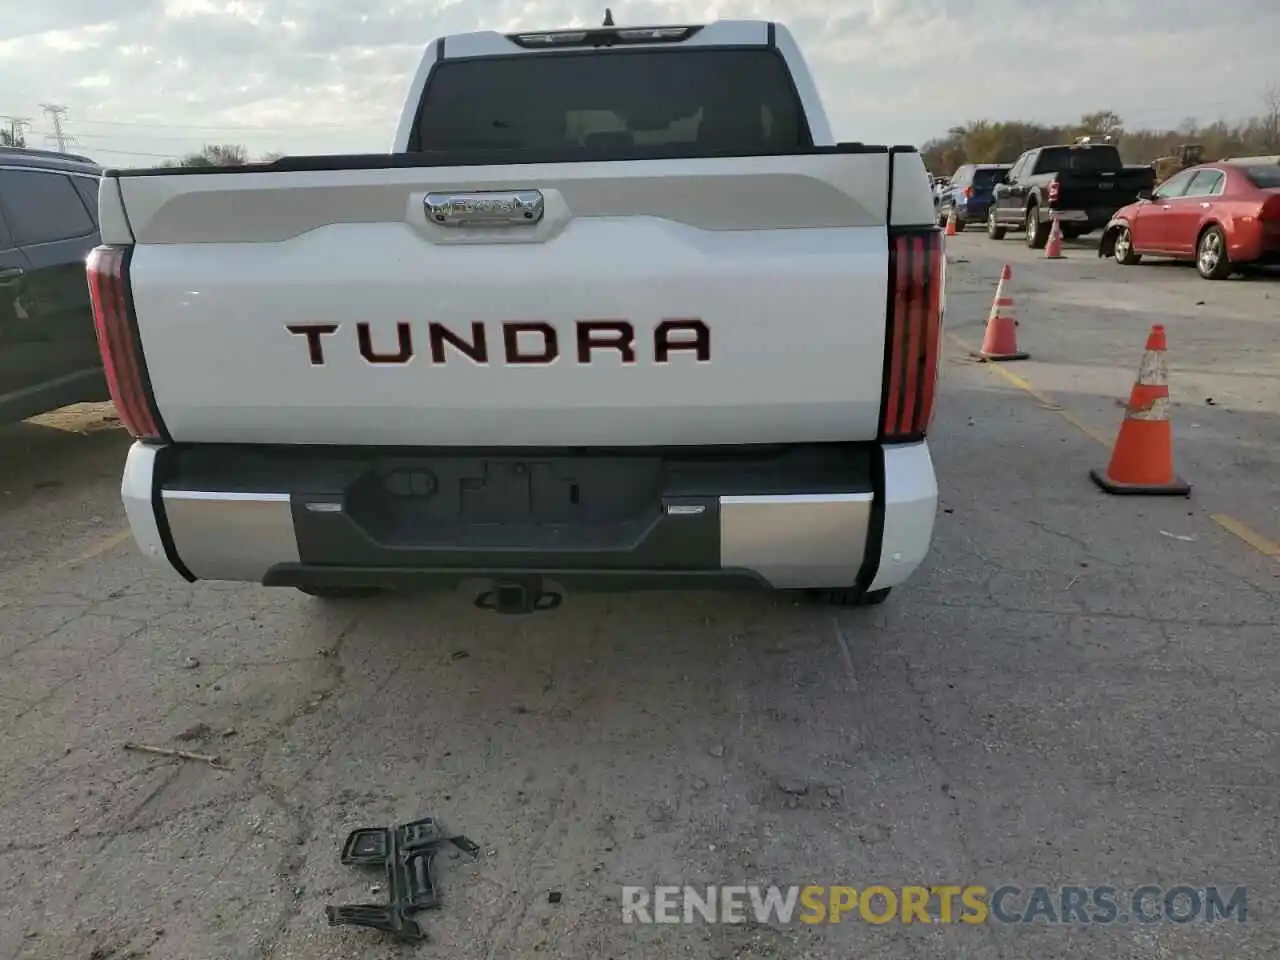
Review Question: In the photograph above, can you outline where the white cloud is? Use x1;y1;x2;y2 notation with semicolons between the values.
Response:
0;0;1276;165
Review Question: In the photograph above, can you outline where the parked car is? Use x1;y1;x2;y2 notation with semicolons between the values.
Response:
94;18;945;612
986;142;1156;248
0;147;107;423
1097;162;1280;279
936;163;1010;230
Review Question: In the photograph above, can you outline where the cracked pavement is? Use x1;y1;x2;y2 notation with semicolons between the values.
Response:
1;238;1277;959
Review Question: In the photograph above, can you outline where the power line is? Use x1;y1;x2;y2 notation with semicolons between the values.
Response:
81;146;183;160
68;115;356;133
22;127;317;146
22;128;285;160
39;103;76;152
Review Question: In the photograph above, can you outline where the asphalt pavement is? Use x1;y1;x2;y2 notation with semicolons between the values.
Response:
0;235;1276;959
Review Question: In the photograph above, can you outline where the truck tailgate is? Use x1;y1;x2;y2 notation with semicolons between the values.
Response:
117;153;893;446
1057;168;1154;209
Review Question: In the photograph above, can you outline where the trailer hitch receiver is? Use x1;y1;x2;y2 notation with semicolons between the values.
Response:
474;578;563;614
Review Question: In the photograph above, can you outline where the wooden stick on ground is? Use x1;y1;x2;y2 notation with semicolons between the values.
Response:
123;741;227;769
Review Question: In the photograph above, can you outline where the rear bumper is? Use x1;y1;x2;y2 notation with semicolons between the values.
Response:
1044;207;1114;228
1228;221;1280;263
121;440;937;595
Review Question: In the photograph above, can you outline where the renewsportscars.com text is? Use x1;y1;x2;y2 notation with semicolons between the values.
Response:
621;885;1248;925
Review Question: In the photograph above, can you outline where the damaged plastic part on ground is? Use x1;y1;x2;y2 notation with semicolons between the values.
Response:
324;816;481;942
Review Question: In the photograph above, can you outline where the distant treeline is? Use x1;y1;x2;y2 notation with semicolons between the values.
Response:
921;107;1280;174
156;144;284;167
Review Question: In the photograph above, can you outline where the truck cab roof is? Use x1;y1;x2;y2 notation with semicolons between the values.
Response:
391;18;835;151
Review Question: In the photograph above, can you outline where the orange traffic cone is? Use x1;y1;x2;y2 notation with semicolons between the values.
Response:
971;264;1028;361
945;208;958;236
1090;324;1190;496
1044;215;1065;259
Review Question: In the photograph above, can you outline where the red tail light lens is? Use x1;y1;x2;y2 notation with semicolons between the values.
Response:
881;229;944;442
1047;181;1061;203
963;186;974;199
86;245;166;441
1260;195;1280;220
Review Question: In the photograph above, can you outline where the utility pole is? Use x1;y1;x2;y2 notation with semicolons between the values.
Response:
40;103;76;152
0;115;33;148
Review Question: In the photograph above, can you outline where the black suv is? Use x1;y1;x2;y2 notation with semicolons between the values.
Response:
0;147;108;423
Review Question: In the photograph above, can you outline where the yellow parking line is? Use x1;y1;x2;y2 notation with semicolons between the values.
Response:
1210;515;1280;559
946;333;1113;447
947;332;1280;564
63;528;132;566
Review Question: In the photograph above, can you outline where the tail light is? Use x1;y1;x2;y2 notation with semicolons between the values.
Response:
1260;195;1280;221
963;186;974;199
881;229;945;442
86;245;167;441
1047;181;1061;203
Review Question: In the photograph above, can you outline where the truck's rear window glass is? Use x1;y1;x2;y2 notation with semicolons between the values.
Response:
413;49;810;158
1035;146;1124;173
1242;165;1280;188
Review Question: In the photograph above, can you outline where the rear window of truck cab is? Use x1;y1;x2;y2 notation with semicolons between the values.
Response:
1035;146;1123;173
970;167;1005;187
411;48;811;159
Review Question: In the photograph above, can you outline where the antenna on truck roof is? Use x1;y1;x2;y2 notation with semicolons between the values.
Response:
602;8;615;25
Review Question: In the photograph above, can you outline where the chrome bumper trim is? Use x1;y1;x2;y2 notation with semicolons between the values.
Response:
150;489;880;591
719;493;873;589
161;490;299;582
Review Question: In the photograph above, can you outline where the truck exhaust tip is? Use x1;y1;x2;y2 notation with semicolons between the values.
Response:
475;579;563;614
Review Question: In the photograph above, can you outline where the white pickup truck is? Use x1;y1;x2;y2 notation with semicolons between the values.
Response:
90;19;944;614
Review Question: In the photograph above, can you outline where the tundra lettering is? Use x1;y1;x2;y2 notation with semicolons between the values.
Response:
358;322;412;364
285;319;711;366
504;322;557;365
285;323;338;365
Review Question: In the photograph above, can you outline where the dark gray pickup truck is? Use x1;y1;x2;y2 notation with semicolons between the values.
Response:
0;147;108;423
986;142;1157;248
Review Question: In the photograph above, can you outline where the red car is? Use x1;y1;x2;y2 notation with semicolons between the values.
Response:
1098;161;1280;279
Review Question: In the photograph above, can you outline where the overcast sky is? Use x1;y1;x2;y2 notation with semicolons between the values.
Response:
2;0;1277;166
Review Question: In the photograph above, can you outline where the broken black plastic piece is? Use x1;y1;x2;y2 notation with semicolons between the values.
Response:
324;816;479;943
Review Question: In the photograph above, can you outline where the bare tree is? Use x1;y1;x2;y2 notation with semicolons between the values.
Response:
1076;110;1124;139
1263;81;1280;150
161;143;250;167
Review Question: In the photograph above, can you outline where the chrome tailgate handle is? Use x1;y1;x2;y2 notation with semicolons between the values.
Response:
424;190;544;227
